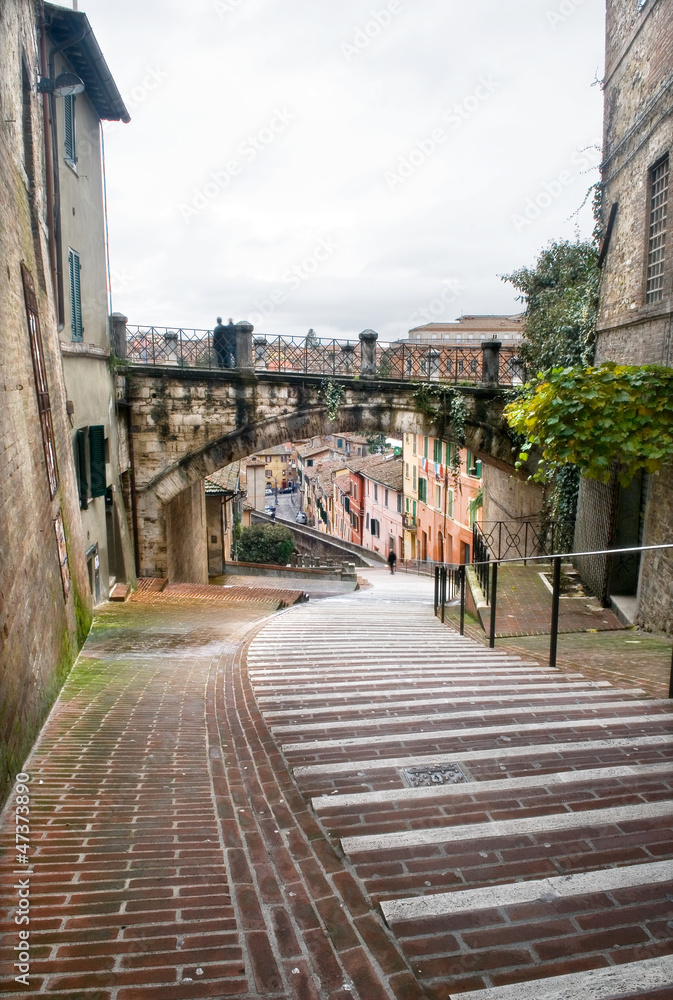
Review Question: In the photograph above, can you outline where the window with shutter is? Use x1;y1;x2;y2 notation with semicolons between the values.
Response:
412;466;417;490
75;428;88;509
397;494;402;514
433;439;442;463
447;490;454;518
418;477;427;503
384;489;389;507
424;437;429;459
64;94;76;165
89;425;107;498
68;248;83;341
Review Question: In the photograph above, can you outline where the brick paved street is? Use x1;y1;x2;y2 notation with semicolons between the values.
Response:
1;572;672;999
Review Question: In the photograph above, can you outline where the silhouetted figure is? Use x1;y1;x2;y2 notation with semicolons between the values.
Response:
213;317;236;369
388;549;397;574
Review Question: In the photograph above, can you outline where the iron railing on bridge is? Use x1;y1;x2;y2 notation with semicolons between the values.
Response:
124;325;524;385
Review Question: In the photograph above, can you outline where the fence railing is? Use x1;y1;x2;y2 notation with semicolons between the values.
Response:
475;520;576;562
124;324;523;386
434;542;673;694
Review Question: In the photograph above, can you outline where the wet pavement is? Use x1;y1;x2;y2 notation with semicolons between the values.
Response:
1;572;672;999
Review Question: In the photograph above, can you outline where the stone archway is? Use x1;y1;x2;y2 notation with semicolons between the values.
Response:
125;367;534;581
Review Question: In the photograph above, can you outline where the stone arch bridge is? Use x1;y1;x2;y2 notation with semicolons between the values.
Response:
122;372;530;583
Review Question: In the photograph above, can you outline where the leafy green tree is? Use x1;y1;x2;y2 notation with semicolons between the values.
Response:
505;363;673;488
502;237;600;372
237;524;295;565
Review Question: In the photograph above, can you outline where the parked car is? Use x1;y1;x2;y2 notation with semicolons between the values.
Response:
280;486;294;494
264;505;275;514
295;511;307;524
264;488;273;496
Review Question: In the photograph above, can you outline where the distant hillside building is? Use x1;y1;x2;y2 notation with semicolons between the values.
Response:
404;314;524;345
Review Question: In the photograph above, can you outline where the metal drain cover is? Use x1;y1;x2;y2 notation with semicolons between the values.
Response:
402;764;469;787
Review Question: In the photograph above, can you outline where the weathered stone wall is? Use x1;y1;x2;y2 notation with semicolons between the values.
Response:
125;366;535;579
576;0;673;632
0;0;90;804
166;484;208;584
637;464;673;634
482;465;544;525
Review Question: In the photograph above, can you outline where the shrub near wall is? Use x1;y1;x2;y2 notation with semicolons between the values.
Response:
237;525;295;565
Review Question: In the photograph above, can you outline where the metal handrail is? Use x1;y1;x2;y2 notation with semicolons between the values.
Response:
433;542;673;696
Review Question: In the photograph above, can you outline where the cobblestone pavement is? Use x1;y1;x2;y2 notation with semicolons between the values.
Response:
1;573;672;1000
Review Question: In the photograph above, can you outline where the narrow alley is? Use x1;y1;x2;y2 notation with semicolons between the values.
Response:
1;572;672;999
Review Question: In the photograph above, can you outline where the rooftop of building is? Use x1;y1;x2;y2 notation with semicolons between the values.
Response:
44;3;130;123
205;461;241;495
404;314;524;343
347;454;404;492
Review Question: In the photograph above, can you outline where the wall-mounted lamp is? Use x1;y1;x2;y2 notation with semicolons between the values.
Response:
37;72;85;97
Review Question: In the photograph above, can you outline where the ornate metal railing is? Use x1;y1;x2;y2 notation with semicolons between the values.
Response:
124;325;523;385
476;520;576;562
472;526;492;602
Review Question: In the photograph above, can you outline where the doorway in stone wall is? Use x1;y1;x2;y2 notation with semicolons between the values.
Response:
86;544;100;604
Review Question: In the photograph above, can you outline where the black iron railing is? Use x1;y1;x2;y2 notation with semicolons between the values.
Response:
476;520;575;561
434;564;466;631
472;525;491;602
124;325;522;385
435;542;673;694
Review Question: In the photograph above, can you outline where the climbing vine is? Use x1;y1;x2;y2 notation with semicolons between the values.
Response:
504;363;673;487
319;378;346;421
413;383;468;491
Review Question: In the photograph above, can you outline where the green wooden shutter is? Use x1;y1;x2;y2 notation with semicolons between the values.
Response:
75;428;88;509
89;425;106;497
64;95;76;163
433;439;442;463
69;249;82;341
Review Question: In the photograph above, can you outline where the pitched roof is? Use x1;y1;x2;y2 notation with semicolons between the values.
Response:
205;461;241;494
347;454;404;491
44;4;130;122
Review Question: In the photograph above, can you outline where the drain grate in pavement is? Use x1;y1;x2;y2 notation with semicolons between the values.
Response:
402;763;469;787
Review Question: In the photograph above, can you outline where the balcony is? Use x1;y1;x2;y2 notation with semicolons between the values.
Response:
403;513;417;531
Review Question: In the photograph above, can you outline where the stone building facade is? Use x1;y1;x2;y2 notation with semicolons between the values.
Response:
576;0;672;631
0;0;89;804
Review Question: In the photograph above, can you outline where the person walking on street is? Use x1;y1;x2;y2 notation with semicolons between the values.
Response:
387;548;397;574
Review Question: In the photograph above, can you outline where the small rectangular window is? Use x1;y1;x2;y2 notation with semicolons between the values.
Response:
64;94;76;165
447;490;454;518
418;477;427;503
397;494;402;514
412;466;417;490
646;156;669;303
433;439;442;463
435;484;441;509
374;483;378;501
405;462;410;479
412;437;417;456
68;248;83;341
366;513;370;530
384;488;389;507
424;436;429;459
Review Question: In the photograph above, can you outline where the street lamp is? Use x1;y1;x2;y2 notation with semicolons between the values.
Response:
37;72;85;97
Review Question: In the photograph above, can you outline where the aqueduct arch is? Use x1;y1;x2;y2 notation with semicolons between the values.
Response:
126;367;531;581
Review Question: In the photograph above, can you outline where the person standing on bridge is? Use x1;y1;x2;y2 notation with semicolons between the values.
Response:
213;317;236;369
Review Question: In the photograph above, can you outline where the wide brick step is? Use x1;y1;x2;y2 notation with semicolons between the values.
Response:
247;589;673;997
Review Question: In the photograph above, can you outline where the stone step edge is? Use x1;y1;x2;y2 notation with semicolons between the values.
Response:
381;857;673;925
450;954;673;1000
341;798;673;855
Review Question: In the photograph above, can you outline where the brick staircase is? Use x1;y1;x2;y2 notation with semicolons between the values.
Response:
247;578;673;998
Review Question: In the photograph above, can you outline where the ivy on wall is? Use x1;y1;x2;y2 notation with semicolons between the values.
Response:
504;363;673;487
412;383;468;491
320;378;346;421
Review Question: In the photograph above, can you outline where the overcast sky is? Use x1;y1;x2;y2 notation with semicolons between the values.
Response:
82;0;606;341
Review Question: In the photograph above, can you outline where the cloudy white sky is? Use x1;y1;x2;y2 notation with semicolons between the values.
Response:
82;0;605;341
